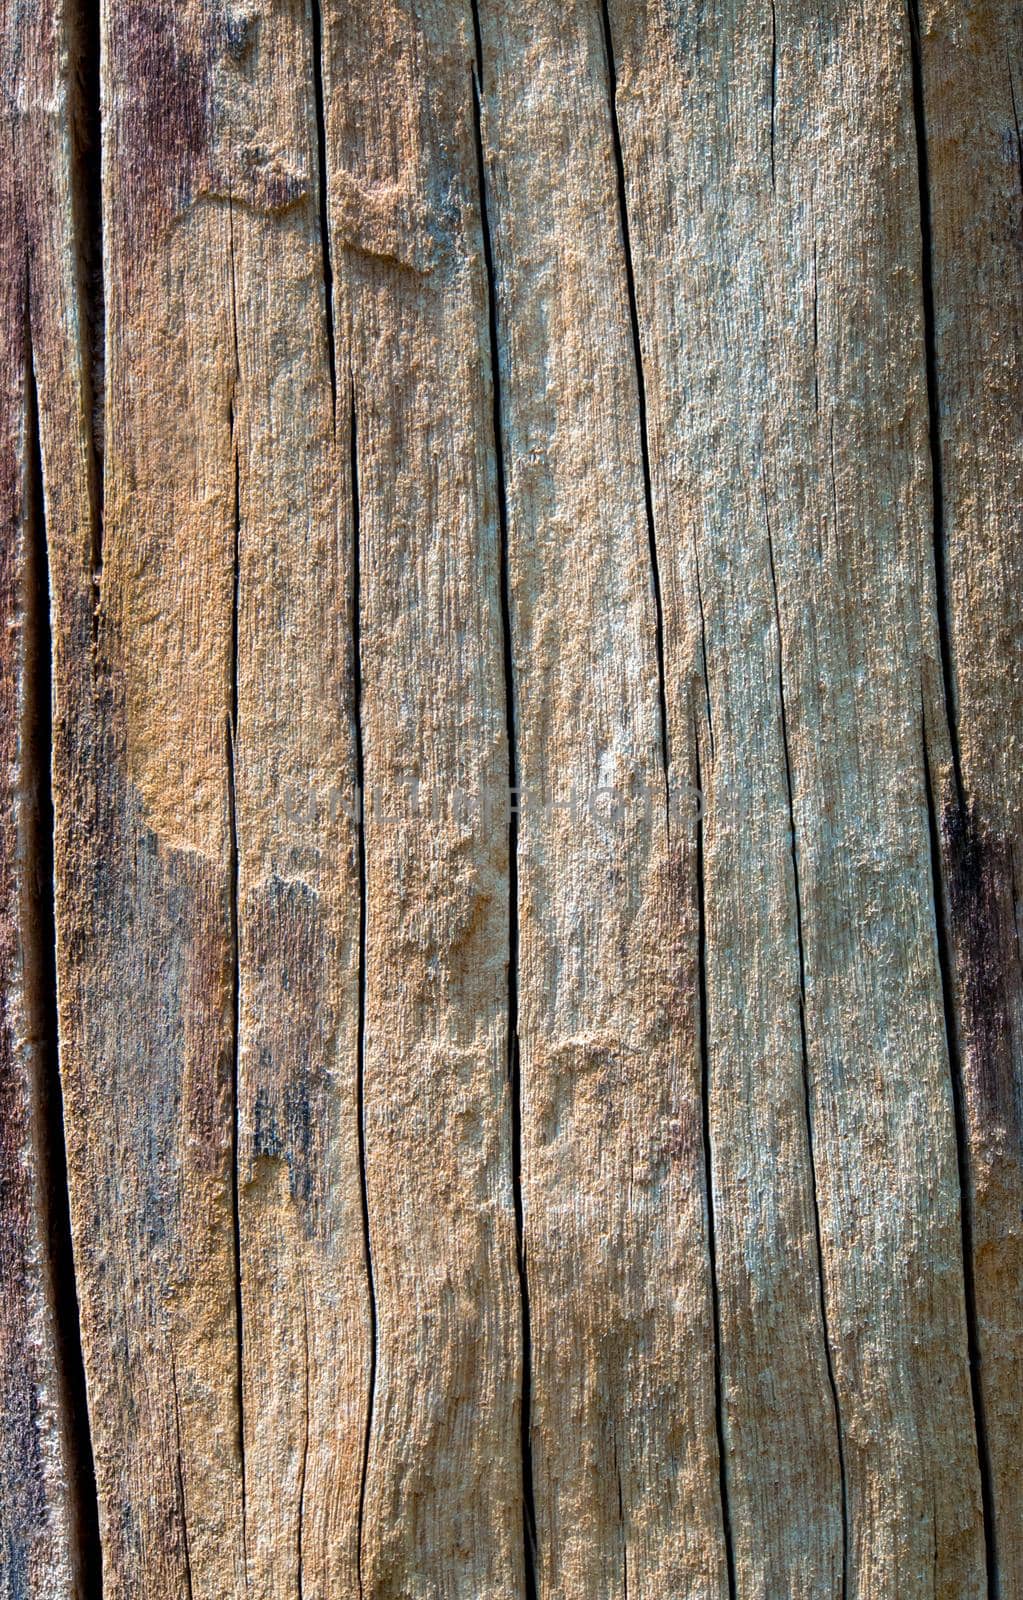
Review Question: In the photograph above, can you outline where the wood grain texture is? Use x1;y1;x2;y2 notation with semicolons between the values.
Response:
917;0;1023;1589
1;2;98;1595
603;5;848;1589
4;1;1021;1597
0;136;76;1600
228;9;368;1598
323;4;523;1594
475;4;726;1595
608;4;989;1594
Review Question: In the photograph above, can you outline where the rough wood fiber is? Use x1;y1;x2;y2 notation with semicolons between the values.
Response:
603;5;848;1590
475;4;726;1595
321;5;523;1596
916;1;1023;1589
3;1;1021;1599
62;2;369;1596
607;4;989;1594
225;10;368;1598
0;88;77;1600
1;2;97;1595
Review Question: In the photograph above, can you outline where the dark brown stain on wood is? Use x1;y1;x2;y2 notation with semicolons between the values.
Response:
111;1;211;245
942;793;1021;1146
244;876;341;1208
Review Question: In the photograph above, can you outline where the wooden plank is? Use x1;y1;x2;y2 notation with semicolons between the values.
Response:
0;116;77;1600
48;0;245;1586
607;1;986;1594
602;4;845;1589
224;6;370;1597
322;3;524;1594
1;1;98;1593
475;3;727;1594
38;3;377;1597
7;2;1022;1596
916;2;1023;1590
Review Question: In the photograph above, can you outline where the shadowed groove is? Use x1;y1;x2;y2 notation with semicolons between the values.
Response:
309;0;336;419
68;0;105;619
350;382;377;1600
922;720;998;1598
694;723;736;1600
764;487;848;1596
170;1357;195;1600
908;0;963;808
226;198;248;1579
23;276;102;1600
469;11;537;1594
909;6;997;1590
599;0;671;823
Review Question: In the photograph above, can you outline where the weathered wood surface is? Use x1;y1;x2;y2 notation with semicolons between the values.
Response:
2;2;1021;1597
1;3;99;1597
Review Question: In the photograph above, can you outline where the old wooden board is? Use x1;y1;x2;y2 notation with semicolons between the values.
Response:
2;2;1020;1597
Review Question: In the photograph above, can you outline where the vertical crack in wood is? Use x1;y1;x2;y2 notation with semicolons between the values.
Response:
811;242;820;420
828;415;839;543
170;1356;195;1600
598;0;671;824
921;717;998;1597
1008;64;1023;217
908;0;963;807
349;381;377;1600
226;199;248;1580
693;723;736;1600
23;283;103;1600
309;0;336;421
908;10;997;1589
469;15;537;1595
768;0;777;191
692;548;714;758
613;1434;628;1600
296;1287;309;1600
764;488;848;1596
68;0;105;634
